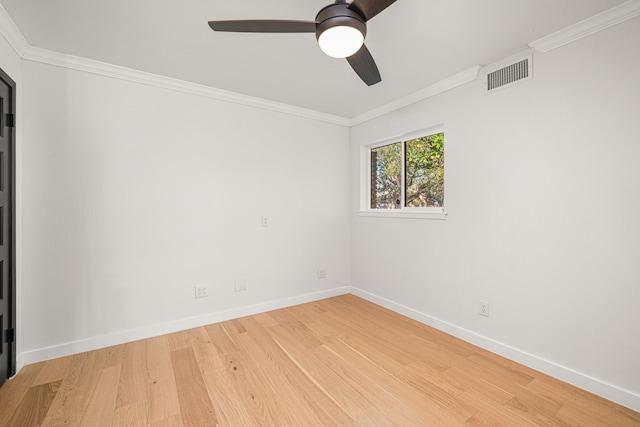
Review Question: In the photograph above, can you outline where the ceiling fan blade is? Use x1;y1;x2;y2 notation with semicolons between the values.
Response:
348;0;397;21
346;44;381;86
208;20;316;33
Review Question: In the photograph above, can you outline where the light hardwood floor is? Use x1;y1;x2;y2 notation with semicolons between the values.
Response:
0;295;638;426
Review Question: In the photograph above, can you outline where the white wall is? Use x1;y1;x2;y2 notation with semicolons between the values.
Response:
0;32;19;78
19;60;351;361
350;17;640;410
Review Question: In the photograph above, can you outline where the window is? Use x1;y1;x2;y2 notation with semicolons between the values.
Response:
360;128;446;219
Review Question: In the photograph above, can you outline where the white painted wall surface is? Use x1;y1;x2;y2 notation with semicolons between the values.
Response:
350;17;640;409
19;60;351;360
0;32;20;77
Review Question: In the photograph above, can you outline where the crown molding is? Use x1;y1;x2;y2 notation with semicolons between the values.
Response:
349;66;481;126
2;1;637;126
0;4;349;127
25;40;479;128
0;2;28;57
22;46;351;126
529;0;640;53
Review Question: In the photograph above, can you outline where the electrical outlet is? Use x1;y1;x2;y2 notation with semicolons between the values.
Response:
261;216;269;227
234;278;247;292
195;285;209;299
479;300;490;317
317;267;327;279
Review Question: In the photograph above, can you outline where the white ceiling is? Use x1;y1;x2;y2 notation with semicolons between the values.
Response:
0;0;627;118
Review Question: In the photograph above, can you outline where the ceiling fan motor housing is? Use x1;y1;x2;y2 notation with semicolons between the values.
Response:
315;3;367;42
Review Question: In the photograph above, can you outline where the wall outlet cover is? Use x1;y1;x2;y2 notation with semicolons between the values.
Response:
479;300;490;317
195;285;209;299
234;278;247;292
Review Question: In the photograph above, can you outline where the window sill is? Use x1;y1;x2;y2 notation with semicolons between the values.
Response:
357;209;447;220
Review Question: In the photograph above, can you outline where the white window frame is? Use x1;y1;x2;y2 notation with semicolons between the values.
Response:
358;125;447;220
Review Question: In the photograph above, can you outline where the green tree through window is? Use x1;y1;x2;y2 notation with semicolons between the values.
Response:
405;133;444;207
371;142;402;209
371;132;444;209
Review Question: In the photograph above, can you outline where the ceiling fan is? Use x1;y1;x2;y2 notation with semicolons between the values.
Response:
208;0;397;86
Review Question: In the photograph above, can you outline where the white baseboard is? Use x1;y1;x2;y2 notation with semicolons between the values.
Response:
350;287;640;413
11;353;24;380
21;286;351;366
17;285;639;413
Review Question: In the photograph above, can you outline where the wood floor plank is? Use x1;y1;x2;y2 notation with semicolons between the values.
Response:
400;333;470;371
266;308;324;350
406;360;469;398
224;318;247;335
217;348;283;425
233;324;326;425
5;380;61;427
441;365;515;405
167;330;191;352
236;315;351;426
451;353;534;397
40;353;96;426
204;322;240;355
76;365;121;426
222;318;329;425
322;334;477;425
313;341;453;425
188;327;226;373
147;336;182;425
529;375;638;427
209;321;286;425
31;356;73;387
146;334;173;369
116;339;148;409
304;303;421;366
331;331;421;378
2;295;638;426
114;400;149;426
171;347;217;426
82;344;124;372
149;413;184;427
187;326;257;426
198;363;258;426
505;381;568;426
252;311;279;328
147;362;181;424
467;351;536;388
0;363;44;425
460;387;538;427
319;295;425;343
269;324;395;425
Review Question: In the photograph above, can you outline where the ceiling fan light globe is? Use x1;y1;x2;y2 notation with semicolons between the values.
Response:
318;25;364;58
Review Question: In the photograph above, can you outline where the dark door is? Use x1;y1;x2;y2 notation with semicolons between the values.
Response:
0;67;15;387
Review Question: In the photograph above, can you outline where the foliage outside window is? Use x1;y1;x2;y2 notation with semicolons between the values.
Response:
370;132;444;210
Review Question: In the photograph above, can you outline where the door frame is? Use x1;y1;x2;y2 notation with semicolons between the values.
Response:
0;66;16;379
